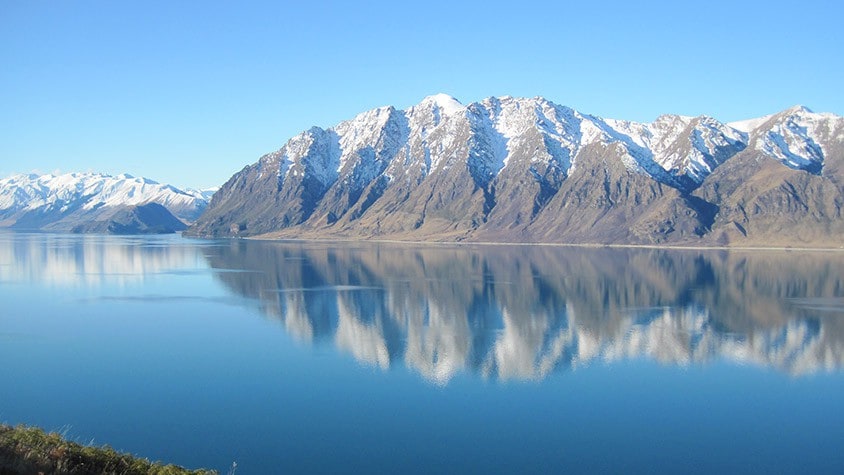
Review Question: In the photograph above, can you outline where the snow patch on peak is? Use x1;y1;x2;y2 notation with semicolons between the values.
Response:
779;105;844;123
787;104;813;114
184;187;217;201
335;106;399;172
468;97;582;176
728;113;775;133
729;106;832;133
758;112;825;172
419;93;465;116
277;127;341;192
654;114;695;126
594;114;747;187
730;105;842;173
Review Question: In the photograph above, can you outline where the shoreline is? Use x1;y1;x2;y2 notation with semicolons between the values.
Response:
239;233;844;253
5;227;843;252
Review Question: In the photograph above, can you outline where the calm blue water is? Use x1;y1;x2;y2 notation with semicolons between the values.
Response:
1;231;844;474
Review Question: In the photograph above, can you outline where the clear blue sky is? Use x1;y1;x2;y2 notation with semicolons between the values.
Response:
2;0;842;188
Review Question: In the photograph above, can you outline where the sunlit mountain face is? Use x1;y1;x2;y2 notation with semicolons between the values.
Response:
189;97;844;248
204;240;844;384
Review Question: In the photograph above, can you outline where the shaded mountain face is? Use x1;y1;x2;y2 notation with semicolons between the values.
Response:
0;172;210;234
68;202;187;234
187;96;844;246
203;240;844;383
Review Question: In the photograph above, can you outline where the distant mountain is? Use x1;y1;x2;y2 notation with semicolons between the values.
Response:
187;95;844;247
0;172;210;234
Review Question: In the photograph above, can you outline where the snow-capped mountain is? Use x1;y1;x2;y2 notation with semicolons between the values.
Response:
729;105;836;173
0;172;211;233
188;95;844;246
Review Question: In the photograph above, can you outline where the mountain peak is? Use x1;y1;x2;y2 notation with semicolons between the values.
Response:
786;104;814;114
419;93;464;115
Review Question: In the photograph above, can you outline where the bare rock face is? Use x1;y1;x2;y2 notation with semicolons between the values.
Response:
187;96;844;247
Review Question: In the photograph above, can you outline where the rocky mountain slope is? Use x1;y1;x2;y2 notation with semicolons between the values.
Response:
187;95;844;246
0;172;212;234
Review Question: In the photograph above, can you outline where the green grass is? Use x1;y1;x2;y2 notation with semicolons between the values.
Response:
0;424;217;475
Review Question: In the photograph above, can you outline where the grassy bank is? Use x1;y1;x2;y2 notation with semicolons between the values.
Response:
0;424;216;475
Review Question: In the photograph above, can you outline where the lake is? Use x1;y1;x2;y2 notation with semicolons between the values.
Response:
1;231;844;474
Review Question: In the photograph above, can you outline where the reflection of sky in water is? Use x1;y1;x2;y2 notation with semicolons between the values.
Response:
2;232;844;474
0;332;39;341
78;294;259;308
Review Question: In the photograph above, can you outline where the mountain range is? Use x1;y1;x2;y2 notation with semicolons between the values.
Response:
0;172;212;234
187;95;844;247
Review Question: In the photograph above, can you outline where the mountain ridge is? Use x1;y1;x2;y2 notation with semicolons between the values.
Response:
0;172;212;234
182;95;842;246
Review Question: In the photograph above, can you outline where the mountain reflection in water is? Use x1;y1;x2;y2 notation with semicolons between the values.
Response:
205;240;844;383
0;232;203;285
